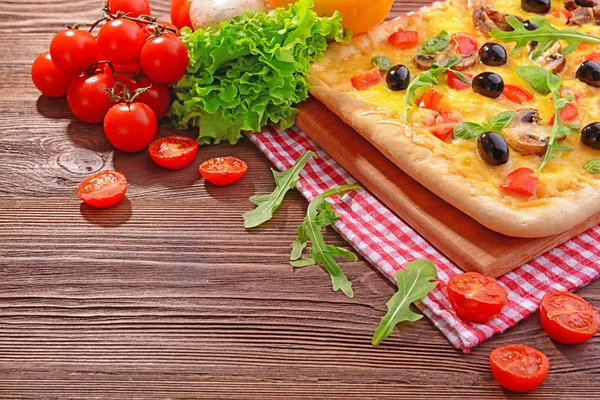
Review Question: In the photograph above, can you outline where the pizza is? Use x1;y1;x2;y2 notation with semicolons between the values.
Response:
307;0;600;238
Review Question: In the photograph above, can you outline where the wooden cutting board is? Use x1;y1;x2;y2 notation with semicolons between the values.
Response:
296;97;600;278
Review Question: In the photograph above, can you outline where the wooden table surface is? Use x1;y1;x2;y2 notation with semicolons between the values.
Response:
1;0;599;398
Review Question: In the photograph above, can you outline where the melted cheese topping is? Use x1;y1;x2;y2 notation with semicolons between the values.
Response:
313;0;600;205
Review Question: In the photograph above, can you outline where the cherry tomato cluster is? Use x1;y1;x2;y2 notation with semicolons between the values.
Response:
31;0;189;155
447;272;599;393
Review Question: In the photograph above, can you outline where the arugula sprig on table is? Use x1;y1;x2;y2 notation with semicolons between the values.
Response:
290;184;361;298
404;56;471;122
453;111;515;140
243;151;317;228
491;16;600;59
371;260;438;345
515;66;579;171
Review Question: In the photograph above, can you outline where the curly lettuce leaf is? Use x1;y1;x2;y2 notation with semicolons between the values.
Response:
169;0;350;144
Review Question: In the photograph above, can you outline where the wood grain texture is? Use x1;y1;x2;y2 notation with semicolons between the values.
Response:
296;98;600;278
0;0;598;399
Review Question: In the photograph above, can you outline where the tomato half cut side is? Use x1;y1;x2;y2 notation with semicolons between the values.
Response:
540;291;600;344
148;135;199;170
451;33;478;55
490;344;549;393
447;272;508;323
418;89;444;112
77;170;127;208
199;156;248;186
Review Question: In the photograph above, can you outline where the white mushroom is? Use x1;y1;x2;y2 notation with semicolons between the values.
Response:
503;109;553;155
189;0;267;30
528;41;567;74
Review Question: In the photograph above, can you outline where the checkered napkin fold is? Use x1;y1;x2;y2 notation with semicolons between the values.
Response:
249;125;600;349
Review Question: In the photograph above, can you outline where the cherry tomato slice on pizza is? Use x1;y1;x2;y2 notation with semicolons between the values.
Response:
351;67;382;90
451;33;478;55
388;31;419;49
499;168;538;198
549;103;579;125
447;272;508;323
77;170;127;208
199;156;248;186
446;71;472;91
503;84;534;105
540;291;600;344
418;89;444;112
148;136;199;170
490;344;549;393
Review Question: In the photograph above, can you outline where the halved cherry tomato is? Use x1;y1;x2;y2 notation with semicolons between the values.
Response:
540;291;600;344
446;71;472;91
351;67;382;91
148;136;199;170
447;272;507;323
503;84;534;105
549;103;579;125
388;31;419;49
199;156;248;186
500;168;538;198
490;344;549;393
418;89;444;112
451;33;478;55
77;170;127;208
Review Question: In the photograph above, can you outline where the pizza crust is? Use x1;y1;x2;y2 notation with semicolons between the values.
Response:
307;16;600;238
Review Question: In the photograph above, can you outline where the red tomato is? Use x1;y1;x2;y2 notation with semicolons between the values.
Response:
503;84;534;105
50;29;99;76
199;156;248;186
351;67;382;90
388;31;419;49
490;344;549;393
31;51;76;97
540;291;600;344
418;89;444;112
140;35;189;83
103;62;142;81
108;0;151;17
429;123;456;141
125;77;171;119
77;170;127;208
143;21;179;38
446;71;472;91
451;33;478;55
148;136;199;170
552;7;571;20
104;102;157;152
448;272;508;323
98;19;145;65
549;103;579;125
67;73;115;124
584;51;600;63
170;0;193;30
500;168;538;198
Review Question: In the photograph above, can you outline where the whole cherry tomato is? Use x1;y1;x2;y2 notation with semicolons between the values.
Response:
140;35;189;83
447;272;508;323
67;73;115;124
143;21;179;39
77;170;127;208
31;51;76;97
199;156;248;186
126;77;171;119
148;136;199;170
489;344;549;393
104;102;157;152
98;19;146;65
107;0;151;17
50;29;99;76
170;0;193;30
540;291;600;344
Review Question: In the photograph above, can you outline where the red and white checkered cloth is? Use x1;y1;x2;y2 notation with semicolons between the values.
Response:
249;125;600;349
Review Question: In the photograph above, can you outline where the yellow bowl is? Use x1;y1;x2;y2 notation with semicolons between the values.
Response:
267;0;395;35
